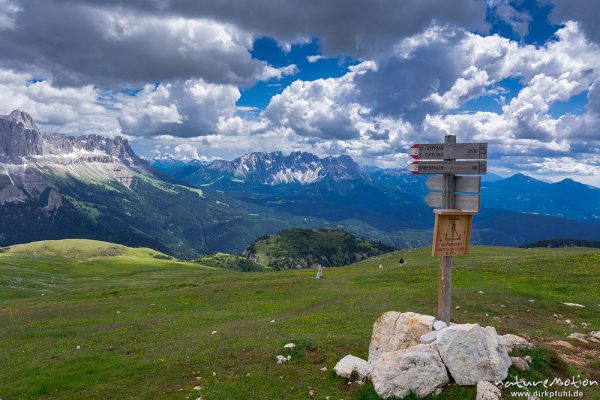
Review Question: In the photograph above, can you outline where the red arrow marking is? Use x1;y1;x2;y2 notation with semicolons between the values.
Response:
407;161;419;174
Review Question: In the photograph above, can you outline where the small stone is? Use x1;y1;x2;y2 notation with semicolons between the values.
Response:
116;310;121;314
510;357;529;371
283;343;296;350
212;371;216;376
195;377;200;381
500;305;506;308
76;345;81;350
455;306;460;310
501;334;533;352
276;355;287;364
528;299;535;303
286;355;291;361
320;367;327;372
334;354;370;380
476;381;502;400
433;320;447;331
270;320;275;323
562;302;585;308
308;388;315;397
524;356;532;364
568;333;589;343
378;264;383;269
435;388;443;395
193;386;201;391
478;291;485;294
550;340;574;349
211;330;217;335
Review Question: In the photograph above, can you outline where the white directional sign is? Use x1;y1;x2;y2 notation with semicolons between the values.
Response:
425;192;480;212
408;143;487;160
426;176;481;193
408;160;487;175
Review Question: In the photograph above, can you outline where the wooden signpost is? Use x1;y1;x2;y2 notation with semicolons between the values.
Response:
407;135;488;323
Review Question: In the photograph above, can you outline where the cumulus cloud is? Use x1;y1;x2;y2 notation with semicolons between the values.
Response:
51;0;488;58
0;68;119;135
0;0;277;87
117;79;241;137
550;0;600;44
307;55;326;63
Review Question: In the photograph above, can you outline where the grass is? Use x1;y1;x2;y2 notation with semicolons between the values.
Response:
0;241;599;399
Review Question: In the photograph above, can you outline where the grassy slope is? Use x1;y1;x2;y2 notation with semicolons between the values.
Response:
0;241;599;399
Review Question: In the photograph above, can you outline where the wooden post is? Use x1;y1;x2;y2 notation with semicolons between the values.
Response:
438;135;456;323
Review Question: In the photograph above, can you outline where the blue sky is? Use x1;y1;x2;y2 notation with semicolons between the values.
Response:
0;0;599;185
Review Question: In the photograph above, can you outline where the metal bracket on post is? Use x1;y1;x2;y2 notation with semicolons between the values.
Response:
438;135;456;323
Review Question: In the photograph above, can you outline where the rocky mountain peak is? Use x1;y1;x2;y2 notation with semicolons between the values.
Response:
7;110;39;132
206;151;369;185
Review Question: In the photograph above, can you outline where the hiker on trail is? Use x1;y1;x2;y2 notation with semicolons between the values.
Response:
399;258;405;266
316;264;323;279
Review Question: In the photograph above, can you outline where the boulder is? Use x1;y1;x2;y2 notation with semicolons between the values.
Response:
501;334;533;352
436;324;511;385
368;311;435;362
510;356;529;371
333;354;370;380
476;381;502;400
371;344;449;399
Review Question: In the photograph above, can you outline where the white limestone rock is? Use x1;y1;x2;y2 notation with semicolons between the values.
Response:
368;311;435;362
476;381;502;400
510;356;530;370
436;324;511;385
333;355;370;380
562;302;585;308
420;331;438;344
501;334;533;353
371;344;449;399
433;320;448;331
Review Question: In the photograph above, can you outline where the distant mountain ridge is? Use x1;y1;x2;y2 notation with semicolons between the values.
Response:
154;150;368;185
0;110;322;256
1;110;599;256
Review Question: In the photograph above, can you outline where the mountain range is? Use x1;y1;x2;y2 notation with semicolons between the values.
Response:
1;110;599;256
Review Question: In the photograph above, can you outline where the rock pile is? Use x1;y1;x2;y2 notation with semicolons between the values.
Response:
334;311;533;399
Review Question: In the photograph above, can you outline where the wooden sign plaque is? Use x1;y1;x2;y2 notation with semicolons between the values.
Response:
432;209;476;257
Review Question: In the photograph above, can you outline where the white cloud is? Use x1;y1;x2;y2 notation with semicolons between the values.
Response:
0;0;20;30
259;64;299;81
0;68;120;135
117;79;241;137
307;55;326;63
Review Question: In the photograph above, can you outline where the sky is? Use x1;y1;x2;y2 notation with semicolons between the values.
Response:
0;0;599;185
